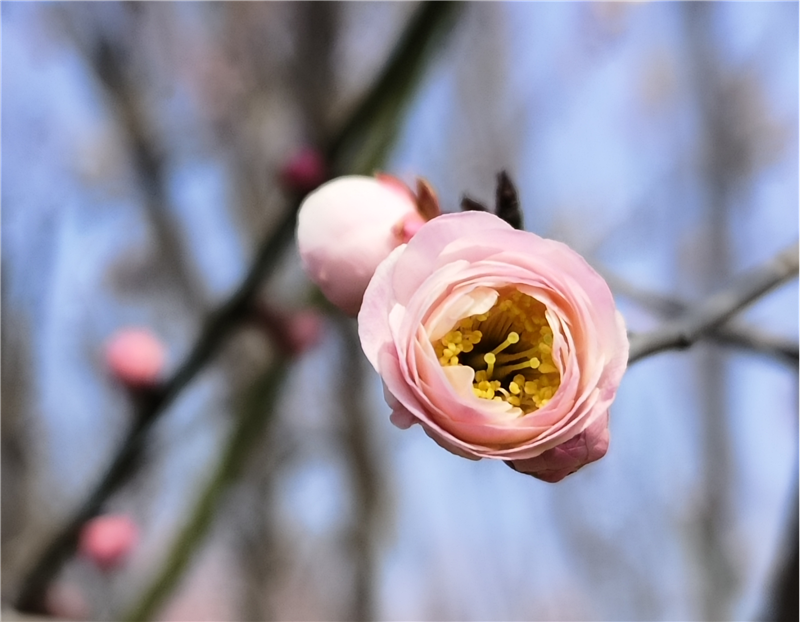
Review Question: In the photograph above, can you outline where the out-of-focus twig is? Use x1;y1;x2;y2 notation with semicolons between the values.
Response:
604;272;799;366
629;243;799;364
123;361;288;622
761;488;799;622
327;2;462;174
58;7;208;310
13;1;462;614
336;317;386;622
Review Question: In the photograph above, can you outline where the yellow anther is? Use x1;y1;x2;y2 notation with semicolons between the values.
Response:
509;381;521;395
530;357;540;369
538;362;557;374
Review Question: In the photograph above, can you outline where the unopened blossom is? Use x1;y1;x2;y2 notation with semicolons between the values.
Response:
279;147;327;194
296;175;438;315
359;211;628;482
78;514;139;571
45;582;89;620
254;304;325;355
105;328;166;388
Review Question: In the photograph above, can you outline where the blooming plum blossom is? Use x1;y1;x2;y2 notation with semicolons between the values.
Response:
105;328;166;388
296;175;437;315
358;211;628;482
78;514;139;571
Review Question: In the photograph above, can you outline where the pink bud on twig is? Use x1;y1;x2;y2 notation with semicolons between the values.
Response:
279;147;327;194
78;514;139;571
45;581;89;620
105;328;166;389
254;304;324;356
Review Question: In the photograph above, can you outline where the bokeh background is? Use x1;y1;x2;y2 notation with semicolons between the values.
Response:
2;2;798;621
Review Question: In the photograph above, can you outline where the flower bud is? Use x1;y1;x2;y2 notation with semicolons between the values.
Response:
46;581;89;620
105;328;166;389
296;175;434;316
254;304;325;355
279;147;327;194
78;514;139;571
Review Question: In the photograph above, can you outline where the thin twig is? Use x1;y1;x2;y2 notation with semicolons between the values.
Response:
123;361;288;622
629;243;799;364
336;318;386;622
13;2;461;614
60;7;208;310
605;273;799;366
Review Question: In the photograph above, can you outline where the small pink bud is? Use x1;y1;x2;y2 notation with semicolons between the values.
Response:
280;147;327;194
105;328;166;388
296;175;434;316
78;514;139;571
46;581;89;620
284;310;324;354
254;305;324;355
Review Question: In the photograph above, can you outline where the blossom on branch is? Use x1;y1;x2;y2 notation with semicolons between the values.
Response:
279;147;327;195
105;328;166;389
296;175;438;315
358;211;628;482
78;514;139;571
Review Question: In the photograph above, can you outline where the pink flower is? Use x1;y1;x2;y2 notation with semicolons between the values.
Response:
78;514;139;570
105;328;166;388
296;175;436;316
358;211;628;482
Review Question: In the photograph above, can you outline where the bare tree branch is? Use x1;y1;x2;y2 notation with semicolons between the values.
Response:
605;273;799;366
629;243;799;364
336;317;386;622
122;361;288;622
58;6;209;310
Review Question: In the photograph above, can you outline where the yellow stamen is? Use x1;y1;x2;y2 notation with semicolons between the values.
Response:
431;288;562;414
490;331;519;355
483;353;496;379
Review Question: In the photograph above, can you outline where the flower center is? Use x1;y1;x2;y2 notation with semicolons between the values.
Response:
433;288;561;412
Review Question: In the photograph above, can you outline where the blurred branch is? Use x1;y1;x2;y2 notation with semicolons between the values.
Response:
123;361;288;622
59;7;208;309
761;489;799;622
14;2;462;614
336;317;386;622
605;273;799;366
327;1;462;174
629;243;799;364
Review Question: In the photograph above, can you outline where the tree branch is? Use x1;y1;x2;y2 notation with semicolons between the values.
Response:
122;361;288;622
604;272;799;366
629;243;799;364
